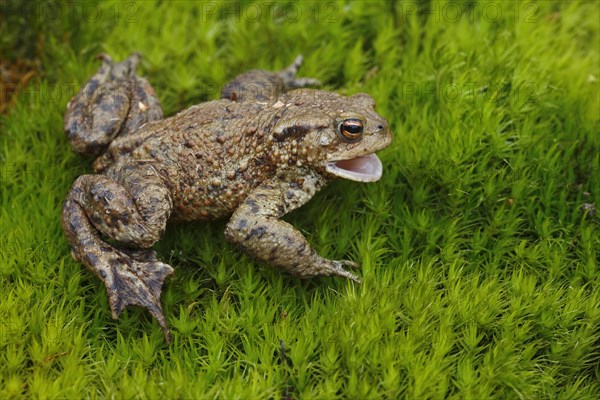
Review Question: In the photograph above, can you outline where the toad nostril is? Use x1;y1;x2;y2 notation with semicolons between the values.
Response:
377;124;384;130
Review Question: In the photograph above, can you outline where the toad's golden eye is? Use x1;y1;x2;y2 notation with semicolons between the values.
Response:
337;118;364;142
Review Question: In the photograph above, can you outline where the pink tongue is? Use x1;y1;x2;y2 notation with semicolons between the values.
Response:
335;155;380;175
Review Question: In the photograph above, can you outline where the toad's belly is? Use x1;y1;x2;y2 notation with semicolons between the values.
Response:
169;186;250;222
167;165;267;222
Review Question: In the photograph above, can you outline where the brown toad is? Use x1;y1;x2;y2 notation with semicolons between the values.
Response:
62;53;392;341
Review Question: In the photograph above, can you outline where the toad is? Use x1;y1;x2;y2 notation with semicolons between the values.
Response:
62;53;392;341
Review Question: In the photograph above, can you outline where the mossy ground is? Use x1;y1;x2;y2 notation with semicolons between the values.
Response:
1;1;599;398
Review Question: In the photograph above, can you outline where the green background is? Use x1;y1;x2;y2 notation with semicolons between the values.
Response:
1;1;599;398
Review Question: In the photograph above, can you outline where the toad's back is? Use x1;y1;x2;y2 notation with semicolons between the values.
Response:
104;99;280;221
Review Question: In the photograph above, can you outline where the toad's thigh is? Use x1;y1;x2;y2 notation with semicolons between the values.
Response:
82;167;172;247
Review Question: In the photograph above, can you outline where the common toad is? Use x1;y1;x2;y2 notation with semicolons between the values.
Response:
62;53;392;341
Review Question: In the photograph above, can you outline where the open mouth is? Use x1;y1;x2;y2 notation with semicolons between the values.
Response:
325;153;383;182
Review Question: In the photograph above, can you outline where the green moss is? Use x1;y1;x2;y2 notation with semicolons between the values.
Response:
1;0;598;398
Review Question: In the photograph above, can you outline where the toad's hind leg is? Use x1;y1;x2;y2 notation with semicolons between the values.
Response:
62;167;174;341
64;53;163;155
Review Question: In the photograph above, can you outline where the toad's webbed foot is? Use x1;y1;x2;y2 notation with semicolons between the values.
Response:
221;54;320;102
277;55;321;89
101;247;174;341
313;259;362;283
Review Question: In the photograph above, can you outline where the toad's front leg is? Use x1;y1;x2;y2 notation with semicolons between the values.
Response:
224;175;361;282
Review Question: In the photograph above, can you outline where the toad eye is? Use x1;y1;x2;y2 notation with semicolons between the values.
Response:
337;118;364;142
